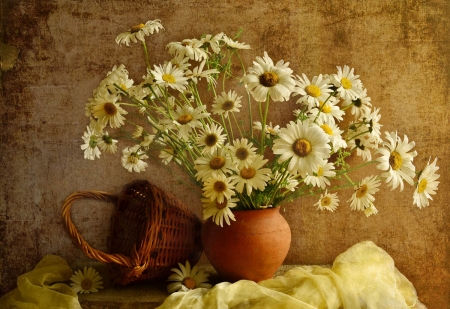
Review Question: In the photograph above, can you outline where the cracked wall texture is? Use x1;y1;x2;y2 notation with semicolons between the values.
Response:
1;0;449;307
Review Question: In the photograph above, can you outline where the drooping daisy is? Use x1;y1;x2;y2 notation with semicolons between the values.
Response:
273;120;331;177
211;90;242;118
94;64;134;96
167;261;212;294
227;138;257;169
166;38;208;62
304;161;336;189
341;87;372;120
91;92;128;129
413;157;440;209
132;125;144;139
202;173;236;203
202;197;239;227
171;104;210;140
348;175;381;211
230;155;272;196
270;170;299;192
81;126;101;160
293;73;333;109
376;131;417;191
241;51;295;102
196;123;226;154
115;19;164;46
140;134;155;148
201;32;224;54
185;59;220;85
97;131;118;154
364;204;378;217
319;121;347;151
121;145;149;173
151;62;189;93
70;267;103;294
314;190;340;212
364;107;383;145
332;65;363;101
222;34;251;50
194;148;234;182
253;121;281;137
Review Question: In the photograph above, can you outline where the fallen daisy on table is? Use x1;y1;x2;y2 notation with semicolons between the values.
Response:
167;261;212;293
70;266;103;294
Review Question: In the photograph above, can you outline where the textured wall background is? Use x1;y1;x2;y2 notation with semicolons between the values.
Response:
1;0;449;307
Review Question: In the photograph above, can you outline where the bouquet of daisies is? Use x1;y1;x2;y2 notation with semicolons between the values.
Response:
81;19;440;227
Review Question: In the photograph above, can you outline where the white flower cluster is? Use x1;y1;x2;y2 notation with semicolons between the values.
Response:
81;19;439;226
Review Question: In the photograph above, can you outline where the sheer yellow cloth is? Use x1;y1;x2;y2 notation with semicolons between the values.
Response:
157;241;427;309
0;255;82;309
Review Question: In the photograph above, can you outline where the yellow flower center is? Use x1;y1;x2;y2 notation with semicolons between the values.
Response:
292;139;312;157
240;167;256;179
222;100;234;111
130;23;145;33
389;151;403;170
235;148;249;160
259;71;279;87
213;181;226;193
216;199;228;210
317;167;323;176
417;179;428;193
341;77;352;89
81;278;93;291
177;114;193;125
128;153;139;164
356;184;368;198
181;277;196;290
321;196;331;206
210;156;225;170
162;73;176;84
103;102;117;115
305;85;321;98
319;101;331;114
320;124;333;135
205;134;218;147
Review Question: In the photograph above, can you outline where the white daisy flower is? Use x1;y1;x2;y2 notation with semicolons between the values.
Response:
121;145;148;173
201;33;224;54
364;107;383;145
314;190;339;212
228;138;257;169
341;87;372;120
185;59;220;85
364;204;378;217
273;120;331;177
241;51;295;102
167;261;212;294
194;148;234;182
253;121;281;137
81;126;101;160
91;92;128;129
151;62;189;92
212;90;242;118
202;173;236;204
413;157;440;209
376;131;417;191
304;161;336;189
348;175;381;211
115;19;164;46
202;197;239;227
196;123;226;154
293;73;333;109
308;98;345;125
132;125;144;139
70;267;103;294
319;122;347;151
222;35;251;50
140;134;155;148
172;104;210;140
94;64;134;96
97;131;118;154
270;170;299;192
230;155;272;196
332;65;363;101
166;38;208;61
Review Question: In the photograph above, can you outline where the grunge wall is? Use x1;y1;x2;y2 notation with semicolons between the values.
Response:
1;0;449;307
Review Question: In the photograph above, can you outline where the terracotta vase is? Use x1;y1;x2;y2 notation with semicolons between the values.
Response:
201;207;291;282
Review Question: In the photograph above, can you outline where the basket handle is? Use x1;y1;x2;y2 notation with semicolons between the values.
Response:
62;190;134;268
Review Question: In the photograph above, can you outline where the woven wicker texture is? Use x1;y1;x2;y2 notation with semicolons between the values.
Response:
62;180;203;286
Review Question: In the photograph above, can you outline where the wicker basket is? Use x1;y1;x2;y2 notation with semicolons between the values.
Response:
62;180;203;286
